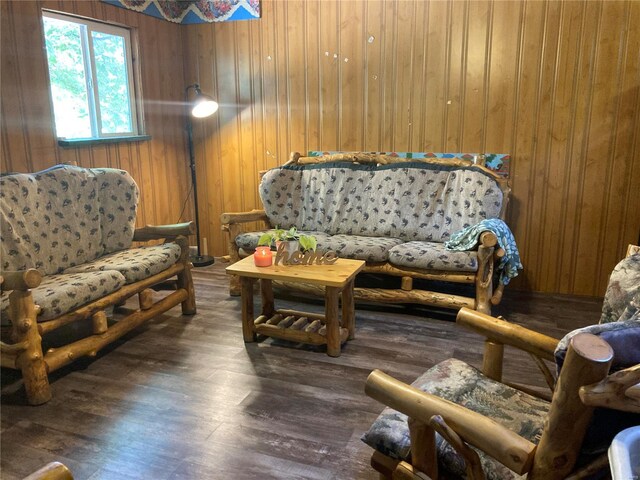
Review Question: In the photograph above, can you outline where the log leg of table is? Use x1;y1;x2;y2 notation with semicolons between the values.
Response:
260;279;275;317
325;286;341;357
240;277;257;342
342;279;356;340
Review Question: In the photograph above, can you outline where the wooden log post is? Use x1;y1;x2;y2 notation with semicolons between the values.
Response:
482;340;504;382
9;290;51;405
475;237;495;316
429;415;485;480
401;276;413;291
342;279;356;340
91;311;108;335
240;277;257;342
226;223;243;296
260;279;275;317
325;286;341;357
529;333;613;480
408;417;438;479
475;236;503;381
138;288;154;311
175;236;196;315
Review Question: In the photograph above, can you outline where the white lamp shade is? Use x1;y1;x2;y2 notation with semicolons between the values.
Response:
191;97;219;118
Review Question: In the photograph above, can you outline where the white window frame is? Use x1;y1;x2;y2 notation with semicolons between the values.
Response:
42;10;141;140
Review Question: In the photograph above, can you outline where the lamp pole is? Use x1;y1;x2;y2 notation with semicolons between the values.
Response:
185;83;216;267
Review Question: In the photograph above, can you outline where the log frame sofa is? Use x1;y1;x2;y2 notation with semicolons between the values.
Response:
222;152;512;315
0;165;196;405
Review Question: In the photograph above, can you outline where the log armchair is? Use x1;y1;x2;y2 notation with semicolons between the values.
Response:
362;250;640;480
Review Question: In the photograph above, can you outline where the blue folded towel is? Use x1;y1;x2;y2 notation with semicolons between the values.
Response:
445;219;522;285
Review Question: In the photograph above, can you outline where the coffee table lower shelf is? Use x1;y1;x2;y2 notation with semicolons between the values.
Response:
253;310;350;346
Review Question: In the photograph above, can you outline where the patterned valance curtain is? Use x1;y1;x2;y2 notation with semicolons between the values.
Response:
102;0;260;23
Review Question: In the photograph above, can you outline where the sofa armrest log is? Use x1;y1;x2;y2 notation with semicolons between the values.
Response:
579;364;640;413
1;269;42;292
22;461;74;480
133;222;195;242
220;209;269;225
365;369;537;475
456;308;559;361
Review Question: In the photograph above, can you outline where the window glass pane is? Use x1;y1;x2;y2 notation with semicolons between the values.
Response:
43;16;92;139
92;31;133;134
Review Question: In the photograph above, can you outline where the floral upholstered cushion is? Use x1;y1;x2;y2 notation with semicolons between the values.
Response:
259;162;504;243
235;230;332;251
362;358;549;480
1;166;104;275
64;243;181;284
93;168;139;256
0;270;125;324
600;253;640;324
388;241;478;272
0;165;139;275
235;230;403;262
316;234;404;262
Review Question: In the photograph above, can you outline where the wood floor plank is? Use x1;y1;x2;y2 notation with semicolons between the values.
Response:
1;261;600;479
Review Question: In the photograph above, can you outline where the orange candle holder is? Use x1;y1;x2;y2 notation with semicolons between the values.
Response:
254;246;273;267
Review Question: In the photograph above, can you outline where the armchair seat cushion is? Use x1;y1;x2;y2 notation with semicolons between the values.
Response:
1;271;125;323
63;243;182;284
388;241;478;272
362;358;549;480
235;231;403;263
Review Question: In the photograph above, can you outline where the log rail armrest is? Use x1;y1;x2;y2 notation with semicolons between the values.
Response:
456;308;559;361
365;369;537;475
580;364;640;413
1;269;42;292
220;209;269;225
132;222;195;242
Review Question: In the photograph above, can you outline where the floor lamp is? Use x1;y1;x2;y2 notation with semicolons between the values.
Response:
186;83;218;267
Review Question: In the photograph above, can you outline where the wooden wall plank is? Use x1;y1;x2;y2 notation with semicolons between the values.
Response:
363;0;384;150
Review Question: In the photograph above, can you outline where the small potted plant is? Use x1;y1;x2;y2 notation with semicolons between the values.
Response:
258;226;317;254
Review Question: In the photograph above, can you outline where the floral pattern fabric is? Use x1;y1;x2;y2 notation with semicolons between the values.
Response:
0;270;125;324
362;358;549;480
94;168;140;256
388;241;478;272
600;253;640;324
0;165;139;275
235;230;403;262
445;218;522;285
64;243;182;284
259;161;504;244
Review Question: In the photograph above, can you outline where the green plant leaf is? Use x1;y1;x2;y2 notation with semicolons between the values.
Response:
299;234;317;252
257;232;274;246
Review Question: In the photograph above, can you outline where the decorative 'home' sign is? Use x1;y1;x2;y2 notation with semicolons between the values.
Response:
274;244;338;266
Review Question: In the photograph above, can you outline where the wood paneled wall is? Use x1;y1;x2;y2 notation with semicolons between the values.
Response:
184;0;640;296
1;0;193;230
2;1;638;296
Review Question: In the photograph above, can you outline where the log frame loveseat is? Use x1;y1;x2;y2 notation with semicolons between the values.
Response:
0;164;196;405
222;152;512;314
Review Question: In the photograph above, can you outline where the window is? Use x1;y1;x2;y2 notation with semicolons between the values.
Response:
42;11;141;141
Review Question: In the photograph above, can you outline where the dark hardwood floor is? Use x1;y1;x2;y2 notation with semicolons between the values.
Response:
1;261;601;479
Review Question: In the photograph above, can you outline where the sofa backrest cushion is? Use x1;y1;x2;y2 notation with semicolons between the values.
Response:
600;253;640;324
1;165;139;275
259;162;504;242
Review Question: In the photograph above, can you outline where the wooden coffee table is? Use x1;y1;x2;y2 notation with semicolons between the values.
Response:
226;256;365;357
